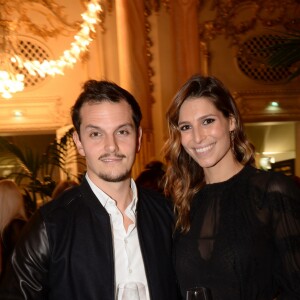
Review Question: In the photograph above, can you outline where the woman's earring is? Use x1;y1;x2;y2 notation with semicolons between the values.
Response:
230;130;235;152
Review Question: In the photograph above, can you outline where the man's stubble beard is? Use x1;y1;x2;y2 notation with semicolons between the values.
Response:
97;169;131;183
96;153;134;182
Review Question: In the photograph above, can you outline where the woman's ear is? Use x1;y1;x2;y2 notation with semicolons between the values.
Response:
73;131;86;157
229;115;237;132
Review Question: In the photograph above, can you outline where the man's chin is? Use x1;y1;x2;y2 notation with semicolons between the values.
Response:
98;171;131;183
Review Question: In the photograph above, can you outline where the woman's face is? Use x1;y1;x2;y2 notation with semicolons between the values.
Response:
178;97;236;172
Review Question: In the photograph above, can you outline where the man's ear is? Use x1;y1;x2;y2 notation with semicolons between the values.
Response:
137;127;143;153
73;131;85;157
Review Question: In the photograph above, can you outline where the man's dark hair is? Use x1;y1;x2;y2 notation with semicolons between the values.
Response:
71;80;142;135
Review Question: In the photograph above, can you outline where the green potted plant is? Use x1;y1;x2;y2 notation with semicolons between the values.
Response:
0;127;85;216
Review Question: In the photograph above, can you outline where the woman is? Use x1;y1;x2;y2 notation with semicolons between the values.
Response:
163;75;300;299
0;179;27;279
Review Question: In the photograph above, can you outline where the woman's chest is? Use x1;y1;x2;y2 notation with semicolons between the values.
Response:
176;196;274;271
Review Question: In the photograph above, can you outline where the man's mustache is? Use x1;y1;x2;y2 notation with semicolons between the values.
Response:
98;153;126;160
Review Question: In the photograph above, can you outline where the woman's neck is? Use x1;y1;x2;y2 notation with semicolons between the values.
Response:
204;160;244;184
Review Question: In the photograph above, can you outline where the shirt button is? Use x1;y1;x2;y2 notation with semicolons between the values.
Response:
129;268;132;273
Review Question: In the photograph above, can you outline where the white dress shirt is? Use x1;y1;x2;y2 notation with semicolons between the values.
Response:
86;174;150;299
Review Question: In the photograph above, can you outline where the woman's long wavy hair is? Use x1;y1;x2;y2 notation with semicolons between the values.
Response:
163;75;255;233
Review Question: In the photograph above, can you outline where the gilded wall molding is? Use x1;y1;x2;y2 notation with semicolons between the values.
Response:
1;0;88;39
96;1;170;103
234;89;300;122
144;0;170;103
199;0;300;46
0;96;68;132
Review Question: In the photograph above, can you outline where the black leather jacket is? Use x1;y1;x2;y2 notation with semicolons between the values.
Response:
0;178;179;300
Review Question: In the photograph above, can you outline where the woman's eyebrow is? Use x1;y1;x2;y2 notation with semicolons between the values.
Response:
178;114;215;125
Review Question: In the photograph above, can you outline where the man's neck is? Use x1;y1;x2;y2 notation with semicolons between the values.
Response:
96;178;134;231
88;174;133;212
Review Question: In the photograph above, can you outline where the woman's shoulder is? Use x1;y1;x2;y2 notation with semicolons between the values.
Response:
244;166;300;213
247;166;299;194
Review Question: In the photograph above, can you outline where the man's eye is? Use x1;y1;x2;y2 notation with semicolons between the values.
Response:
90;132;101;137
203;118;215;125
118;130;129;135
179;125;191;131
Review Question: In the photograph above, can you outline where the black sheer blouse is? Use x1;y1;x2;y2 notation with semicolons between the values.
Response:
174;165;300;300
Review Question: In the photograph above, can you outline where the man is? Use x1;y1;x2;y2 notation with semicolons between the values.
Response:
0;80;178;299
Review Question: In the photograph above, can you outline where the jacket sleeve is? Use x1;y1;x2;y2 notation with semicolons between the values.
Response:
0;211;50;299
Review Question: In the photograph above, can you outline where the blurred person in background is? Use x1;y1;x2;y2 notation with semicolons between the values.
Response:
136;160;166;193
0;179;27;281
51;179;79;199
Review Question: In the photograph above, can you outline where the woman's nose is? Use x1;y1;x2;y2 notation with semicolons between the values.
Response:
192;127;205;143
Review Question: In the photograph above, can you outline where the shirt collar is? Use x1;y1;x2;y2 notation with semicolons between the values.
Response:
85;173;138;211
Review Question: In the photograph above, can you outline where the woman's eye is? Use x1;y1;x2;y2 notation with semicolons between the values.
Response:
179;124;191;131
203;118;215;125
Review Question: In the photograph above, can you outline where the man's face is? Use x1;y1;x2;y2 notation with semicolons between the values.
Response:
73;100;142;185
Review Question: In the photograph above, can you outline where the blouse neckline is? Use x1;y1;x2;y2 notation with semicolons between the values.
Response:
203;165;252;190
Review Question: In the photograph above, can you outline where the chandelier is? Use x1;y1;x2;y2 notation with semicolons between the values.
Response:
0;23;25;99
0;0;102;99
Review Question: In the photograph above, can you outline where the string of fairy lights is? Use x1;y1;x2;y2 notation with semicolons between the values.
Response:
0;0;101;99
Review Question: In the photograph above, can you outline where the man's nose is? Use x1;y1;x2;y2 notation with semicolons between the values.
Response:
104;135;118;153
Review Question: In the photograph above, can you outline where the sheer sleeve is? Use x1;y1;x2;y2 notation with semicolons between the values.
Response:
268;174;300;299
